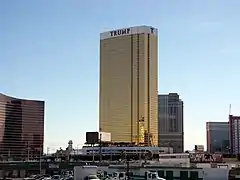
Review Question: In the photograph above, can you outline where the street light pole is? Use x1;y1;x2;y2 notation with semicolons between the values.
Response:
126;155;130;180
27;142;30;162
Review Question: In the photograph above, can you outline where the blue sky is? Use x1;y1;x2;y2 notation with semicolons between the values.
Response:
1;0;240;152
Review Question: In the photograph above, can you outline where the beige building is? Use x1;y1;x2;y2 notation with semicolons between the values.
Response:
99;26;158;146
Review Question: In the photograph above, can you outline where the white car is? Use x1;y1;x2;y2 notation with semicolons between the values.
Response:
24;175;37;180
43;178;51;180
51;175;61;180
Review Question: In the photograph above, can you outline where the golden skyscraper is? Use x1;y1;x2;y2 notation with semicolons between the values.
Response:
99;26;158;146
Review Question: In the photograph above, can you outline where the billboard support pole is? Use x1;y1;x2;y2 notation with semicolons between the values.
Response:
99;133;102;163
92;144;95;162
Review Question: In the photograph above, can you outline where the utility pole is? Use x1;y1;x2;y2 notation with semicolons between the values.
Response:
168;141;172;153
39;147;42;174
8;148;10;157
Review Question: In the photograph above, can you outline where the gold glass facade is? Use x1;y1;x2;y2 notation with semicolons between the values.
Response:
99;26;158;146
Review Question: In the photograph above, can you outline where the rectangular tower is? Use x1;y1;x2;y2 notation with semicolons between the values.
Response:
206;121;229;153
0;93;44;158
229;115;240;153
158;93;184;152
99;26;158;146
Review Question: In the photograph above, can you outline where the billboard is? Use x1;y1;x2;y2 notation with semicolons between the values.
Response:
99;132;111;142
190;153;223;163
195;145;204;152
86;132;99;144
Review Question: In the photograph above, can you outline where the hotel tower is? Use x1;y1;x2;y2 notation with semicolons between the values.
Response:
99;26;158;146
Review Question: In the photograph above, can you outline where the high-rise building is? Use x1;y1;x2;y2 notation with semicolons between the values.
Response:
99;26;158;146
206;122;229;153
158;93;184;153
229;115;240;153
0;93;44;158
